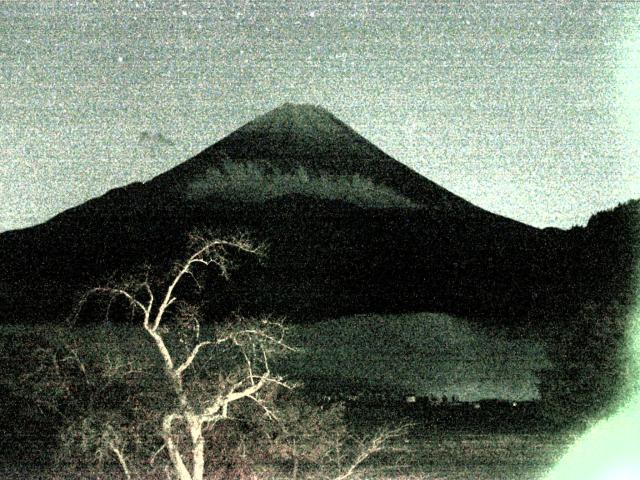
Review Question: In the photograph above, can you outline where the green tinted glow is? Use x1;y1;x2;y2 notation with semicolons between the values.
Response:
545;294;640;479
544;398;640;479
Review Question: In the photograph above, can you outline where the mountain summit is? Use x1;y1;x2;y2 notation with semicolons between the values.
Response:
151;104;490;216
159;103;396;177
209;103;395;170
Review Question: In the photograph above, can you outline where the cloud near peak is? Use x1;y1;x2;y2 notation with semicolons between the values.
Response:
138;131;175;147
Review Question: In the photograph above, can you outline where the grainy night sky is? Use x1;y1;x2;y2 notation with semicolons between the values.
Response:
1;0;639;231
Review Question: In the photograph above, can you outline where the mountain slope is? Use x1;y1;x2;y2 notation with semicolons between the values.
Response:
149;103;531;225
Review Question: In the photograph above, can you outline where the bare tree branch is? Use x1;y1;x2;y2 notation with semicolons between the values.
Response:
331;425;411;480
109;443;133;480
151;238;260;332
175;341;215;376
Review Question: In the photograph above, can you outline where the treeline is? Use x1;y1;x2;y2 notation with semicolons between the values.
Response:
535;199;640;426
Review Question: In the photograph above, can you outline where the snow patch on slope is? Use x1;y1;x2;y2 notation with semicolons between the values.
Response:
187;161;418;208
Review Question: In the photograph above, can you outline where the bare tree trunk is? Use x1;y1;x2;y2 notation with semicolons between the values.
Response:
189;416;205;480
163;414;193;480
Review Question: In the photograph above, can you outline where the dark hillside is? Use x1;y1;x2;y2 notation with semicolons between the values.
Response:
0;190;550;324
532;199;640;423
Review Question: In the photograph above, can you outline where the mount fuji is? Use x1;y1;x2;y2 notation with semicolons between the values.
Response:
0;104;608;325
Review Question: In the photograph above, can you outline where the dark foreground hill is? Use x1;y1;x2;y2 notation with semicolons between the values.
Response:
0;105;637;329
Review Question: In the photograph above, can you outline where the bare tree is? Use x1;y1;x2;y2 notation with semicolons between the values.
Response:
39;232;412;480
76;234;294;480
